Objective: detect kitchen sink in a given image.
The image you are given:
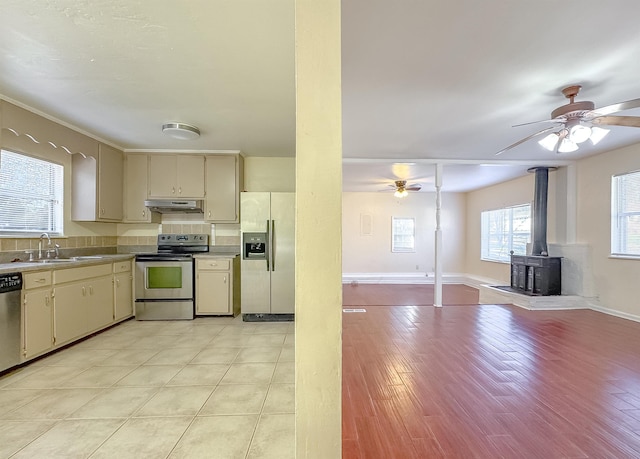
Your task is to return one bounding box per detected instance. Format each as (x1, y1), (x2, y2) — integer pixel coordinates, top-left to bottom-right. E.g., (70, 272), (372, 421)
(27, 259), (77, 263)
(26, 256), (106, 264)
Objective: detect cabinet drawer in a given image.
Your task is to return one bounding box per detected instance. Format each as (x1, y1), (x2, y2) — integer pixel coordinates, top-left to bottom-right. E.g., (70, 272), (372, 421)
(197, 258), (231, 271)
(54, 263), (112, 284)
(23, 271), (52, 289)
(113, 260), (132, 273)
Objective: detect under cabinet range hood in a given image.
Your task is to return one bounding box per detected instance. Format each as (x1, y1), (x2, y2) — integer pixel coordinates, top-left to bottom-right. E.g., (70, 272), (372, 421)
(144, 200), (204, 213)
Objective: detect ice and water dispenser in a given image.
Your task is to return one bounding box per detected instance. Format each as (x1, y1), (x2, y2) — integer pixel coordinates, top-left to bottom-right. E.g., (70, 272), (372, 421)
(243, 232), (267, 260)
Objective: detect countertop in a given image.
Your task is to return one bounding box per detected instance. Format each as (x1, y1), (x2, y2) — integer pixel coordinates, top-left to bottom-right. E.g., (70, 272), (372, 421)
(193, 253), (240, 259)
(0, 254), (134, 275)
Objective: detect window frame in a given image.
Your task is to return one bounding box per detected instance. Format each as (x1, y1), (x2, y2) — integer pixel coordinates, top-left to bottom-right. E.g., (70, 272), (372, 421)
(480, 203), (531, 263)
(0, 148), (65, 237)
(391, 216), (416, 253)
(611, 169), (640, 258)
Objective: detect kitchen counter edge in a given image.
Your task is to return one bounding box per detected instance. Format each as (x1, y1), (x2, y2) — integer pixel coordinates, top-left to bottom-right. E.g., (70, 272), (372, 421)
(0, 254), (135, 275)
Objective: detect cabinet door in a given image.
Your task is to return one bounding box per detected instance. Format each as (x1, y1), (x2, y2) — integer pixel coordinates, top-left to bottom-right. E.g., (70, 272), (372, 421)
(114, 272), (133, 321)
(53, 283), (87, 346)
(148, 155), (177, 197)
(177, 155), (205, 197)
(86, 276), (114, 332)
(124, 154), (153, 222)
(196, 271), (231, 314)
(205, 156), (238, 222)
(23, 289), (53, 359)
(98, 144), (124, 220)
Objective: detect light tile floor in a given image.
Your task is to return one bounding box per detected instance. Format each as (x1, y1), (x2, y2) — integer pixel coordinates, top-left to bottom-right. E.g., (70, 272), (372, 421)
(0, 316), (295, 459)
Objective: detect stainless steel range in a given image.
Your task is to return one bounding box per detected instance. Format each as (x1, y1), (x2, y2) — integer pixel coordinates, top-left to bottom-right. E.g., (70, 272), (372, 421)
(134, 234), (209, 320)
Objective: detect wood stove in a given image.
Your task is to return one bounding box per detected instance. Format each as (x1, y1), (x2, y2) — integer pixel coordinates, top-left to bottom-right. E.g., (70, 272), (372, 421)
(510, 167), (561, 296)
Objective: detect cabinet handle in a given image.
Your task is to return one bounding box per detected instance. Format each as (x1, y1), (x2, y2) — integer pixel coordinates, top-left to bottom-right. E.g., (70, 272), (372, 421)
(116, 279), (120, 287)
(34, 278), (46, 283)
(208, 211), (211, 218)
(223, 276), (227, 284)
(89, 286), (94, 295)
(178, 187), (182, 194)
(142, 210), (146, 218)
(172, 187), (175, 194)
(100, 208), (105, 215)
(82, 286), (86, 296)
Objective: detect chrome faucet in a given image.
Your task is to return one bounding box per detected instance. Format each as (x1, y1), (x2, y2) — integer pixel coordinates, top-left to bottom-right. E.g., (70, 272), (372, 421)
(38, 233), (51, 259)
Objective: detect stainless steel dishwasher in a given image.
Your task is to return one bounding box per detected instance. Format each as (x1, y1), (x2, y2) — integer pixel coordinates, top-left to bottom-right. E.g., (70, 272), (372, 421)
(0, 272), (23, 373)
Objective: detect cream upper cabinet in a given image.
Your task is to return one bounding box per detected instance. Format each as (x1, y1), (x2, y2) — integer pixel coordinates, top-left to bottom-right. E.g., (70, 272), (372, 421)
(148, 154), (205, 198)
(72, 143), (124, 222)
(124, 154), (159, 223)
(204, 155), (243, 223)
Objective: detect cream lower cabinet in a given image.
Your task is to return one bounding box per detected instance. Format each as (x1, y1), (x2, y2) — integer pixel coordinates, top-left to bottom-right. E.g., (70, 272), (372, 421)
(114, 261), (133, 321)
(195, 257), (240, 316)
(52, 263), (114, 347)
(22, 271), (53, 360)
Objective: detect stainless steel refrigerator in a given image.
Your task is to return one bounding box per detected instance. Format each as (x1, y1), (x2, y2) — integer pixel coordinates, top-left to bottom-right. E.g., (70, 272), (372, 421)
(240, 192), (295, 315)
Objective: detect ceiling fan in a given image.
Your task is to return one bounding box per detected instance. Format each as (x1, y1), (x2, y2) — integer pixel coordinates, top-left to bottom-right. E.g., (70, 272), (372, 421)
(496, 85), (640, 155)
(385, 180), (422, 198)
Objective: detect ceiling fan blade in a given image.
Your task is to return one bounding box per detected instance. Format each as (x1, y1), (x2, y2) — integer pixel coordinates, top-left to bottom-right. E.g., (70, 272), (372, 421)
(512, 118), (565, 128)
(495, 125), (559, 156)
(586, 98), (640, 117)
(592, 115), (640, 128)
(406, 185), (422, 191)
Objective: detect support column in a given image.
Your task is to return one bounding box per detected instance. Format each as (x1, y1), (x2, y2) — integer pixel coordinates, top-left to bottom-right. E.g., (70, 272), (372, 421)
(295, 1), (342, 458)
(434, 163), (443, 308)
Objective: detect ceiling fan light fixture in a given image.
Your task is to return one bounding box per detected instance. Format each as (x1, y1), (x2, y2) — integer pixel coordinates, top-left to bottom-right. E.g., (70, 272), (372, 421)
(568, 123), (591, 144)
(538, 133), (560, 151)
(558, 137), (578, 153)
(162, 123), (200, 140)
(394, 189), (408, 198)
(589, 126), (610, 145)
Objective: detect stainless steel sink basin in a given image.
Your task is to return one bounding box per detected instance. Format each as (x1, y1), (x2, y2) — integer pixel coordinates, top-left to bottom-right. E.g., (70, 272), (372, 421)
(28, 259), (77, 263)
(26, 255), (107, 263)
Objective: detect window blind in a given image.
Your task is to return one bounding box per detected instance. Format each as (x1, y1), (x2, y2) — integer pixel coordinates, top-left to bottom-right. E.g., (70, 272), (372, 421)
(0, 150), (64, 235)
(612, 171), (640, 256)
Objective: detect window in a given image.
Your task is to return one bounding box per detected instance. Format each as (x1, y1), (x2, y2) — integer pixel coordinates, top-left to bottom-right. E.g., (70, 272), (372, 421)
(392, 217), (415, 252)
(0, 150), (64, 235)
(481, 204), (531, 262)
(612, 170), (640, 257)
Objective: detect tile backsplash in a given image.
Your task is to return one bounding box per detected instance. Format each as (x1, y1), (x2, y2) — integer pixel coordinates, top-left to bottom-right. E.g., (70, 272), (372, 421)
(0, 236), (118, 263)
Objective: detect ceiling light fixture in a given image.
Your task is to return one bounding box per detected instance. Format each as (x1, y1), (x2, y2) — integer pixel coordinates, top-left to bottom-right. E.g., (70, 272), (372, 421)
(162, 123), (200, 140)
(537, 124), (610, 152)
(394, 188), (408, 198)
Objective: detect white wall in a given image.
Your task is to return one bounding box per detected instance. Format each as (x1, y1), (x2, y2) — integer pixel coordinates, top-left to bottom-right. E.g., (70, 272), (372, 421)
(575, 142), (640, 317)
(342, 192), (466, 276)
(465, 171), (558, 283)
(244, 157), (295, 192)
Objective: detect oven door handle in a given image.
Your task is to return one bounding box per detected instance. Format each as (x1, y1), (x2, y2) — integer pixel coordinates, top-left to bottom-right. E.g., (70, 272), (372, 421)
(135, 255), (191, 262)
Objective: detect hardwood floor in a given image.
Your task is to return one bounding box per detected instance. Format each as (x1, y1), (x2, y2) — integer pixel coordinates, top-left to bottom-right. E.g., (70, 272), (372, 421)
(342, 284), (640, 458)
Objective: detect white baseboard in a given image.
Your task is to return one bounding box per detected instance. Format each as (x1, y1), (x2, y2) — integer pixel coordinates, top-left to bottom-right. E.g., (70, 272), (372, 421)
(342, 272), (640, 323)
(342, 272), (470, 285)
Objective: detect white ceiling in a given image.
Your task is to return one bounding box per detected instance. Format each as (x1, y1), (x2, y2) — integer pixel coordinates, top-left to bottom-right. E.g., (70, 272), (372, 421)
(2, 1), (640, 192)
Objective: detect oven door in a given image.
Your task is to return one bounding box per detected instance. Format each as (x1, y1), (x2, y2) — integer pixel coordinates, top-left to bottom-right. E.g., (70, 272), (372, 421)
(135, 259), (193, 300)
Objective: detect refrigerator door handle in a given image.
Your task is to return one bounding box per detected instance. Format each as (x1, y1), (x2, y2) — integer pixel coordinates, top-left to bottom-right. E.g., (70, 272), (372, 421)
(271, 219), (276, 271)
(266, 219), (271, 271)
